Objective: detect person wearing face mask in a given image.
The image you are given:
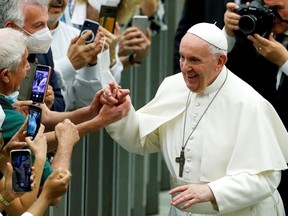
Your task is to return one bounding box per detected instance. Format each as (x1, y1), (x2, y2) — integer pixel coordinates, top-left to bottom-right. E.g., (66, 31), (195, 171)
(224, 0), (288, 212)
(0, 0), (65, 113)
(48, 0), (124, 111)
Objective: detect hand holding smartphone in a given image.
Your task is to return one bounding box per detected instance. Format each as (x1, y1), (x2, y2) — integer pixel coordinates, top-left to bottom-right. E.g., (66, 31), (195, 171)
(30, 64), (51, 103)
(11, 149), (32, 192)
(80, 19), (100, 44)
(132, 15), (149, 34)
(27, 104), (42, 140)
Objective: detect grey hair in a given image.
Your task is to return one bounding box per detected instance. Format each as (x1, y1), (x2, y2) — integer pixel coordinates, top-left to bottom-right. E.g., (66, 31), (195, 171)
(0, 28), (27, 72)
(0, 0), (48, 28)
(208, 44), (227, 58)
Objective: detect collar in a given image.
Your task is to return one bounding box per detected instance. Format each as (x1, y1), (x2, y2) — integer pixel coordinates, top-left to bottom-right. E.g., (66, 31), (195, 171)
(201, 66), (227, 95)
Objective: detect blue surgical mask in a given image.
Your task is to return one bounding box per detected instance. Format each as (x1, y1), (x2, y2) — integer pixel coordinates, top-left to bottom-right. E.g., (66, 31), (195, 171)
(5, 91), (19, 104)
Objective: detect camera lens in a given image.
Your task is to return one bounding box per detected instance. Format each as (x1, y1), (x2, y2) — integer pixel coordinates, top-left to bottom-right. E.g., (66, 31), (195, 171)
(239, 14), (257, 35)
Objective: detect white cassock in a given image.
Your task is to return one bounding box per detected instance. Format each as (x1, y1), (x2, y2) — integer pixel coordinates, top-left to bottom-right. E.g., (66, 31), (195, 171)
(106, 66), (288, 215)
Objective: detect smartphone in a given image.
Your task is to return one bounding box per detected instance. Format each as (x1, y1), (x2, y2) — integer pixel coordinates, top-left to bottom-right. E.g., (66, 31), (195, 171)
(132, 15), (149, 34)
(99, 5), (118, 33)
(80, 19), (100, 44)
(30, 64), (51, 103)
(27, 104), (42, 140)
(18, 62), (37, 101)
(11, 149), (32, 192)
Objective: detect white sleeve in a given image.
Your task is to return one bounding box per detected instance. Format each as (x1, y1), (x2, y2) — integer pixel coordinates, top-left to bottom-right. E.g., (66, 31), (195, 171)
(73, 56), (123, 108)
(21, 212), (34, 216)
(208, 171), (281, 214)
(72, 65), (102, 108)
(279, 60), (288, 77)
(222, 28), (236, 53)
(54, 56), (77, 85)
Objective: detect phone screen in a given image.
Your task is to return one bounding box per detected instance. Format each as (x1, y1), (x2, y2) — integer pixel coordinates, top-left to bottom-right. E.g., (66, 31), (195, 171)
(99, 5), (117, 33)
(30, 65), (51, 103)
(11, 149), (32, 192)
(27, 105), (42, 140)
(80, 19), (100, 44)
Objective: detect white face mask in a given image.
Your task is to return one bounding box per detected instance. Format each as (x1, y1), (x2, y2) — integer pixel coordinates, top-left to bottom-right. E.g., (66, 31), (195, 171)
(25, 27), (53, 54)
(97, 37), (116, 87)
(88, 0), (120, 11)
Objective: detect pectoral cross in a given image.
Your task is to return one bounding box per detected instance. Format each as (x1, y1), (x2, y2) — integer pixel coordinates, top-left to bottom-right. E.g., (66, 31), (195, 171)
(175, 149), (185, 177)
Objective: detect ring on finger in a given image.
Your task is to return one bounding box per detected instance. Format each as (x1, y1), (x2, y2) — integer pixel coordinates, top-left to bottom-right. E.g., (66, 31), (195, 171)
(103, 92), (107, 98)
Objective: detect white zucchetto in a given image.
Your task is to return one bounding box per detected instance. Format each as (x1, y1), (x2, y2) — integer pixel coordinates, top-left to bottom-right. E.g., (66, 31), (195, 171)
(187, 22), (228, 51)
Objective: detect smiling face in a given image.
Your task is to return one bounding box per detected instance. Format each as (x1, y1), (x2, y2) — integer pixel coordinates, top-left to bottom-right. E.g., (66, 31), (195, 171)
(48, 0), (67, 28)
(179, 33), (226, 93)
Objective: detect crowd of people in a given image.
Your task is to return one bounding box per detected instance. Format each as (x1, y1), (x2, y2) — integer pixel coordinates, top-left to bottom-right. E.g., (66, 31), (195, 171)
(0, 0), (288, 215)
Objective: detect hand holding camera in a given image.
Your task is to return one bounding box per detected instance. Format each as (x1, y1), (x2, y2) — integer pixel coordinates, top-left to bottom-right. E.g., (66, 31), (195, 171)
(236, 0), (275, 37)
(224, 0), (275, 38)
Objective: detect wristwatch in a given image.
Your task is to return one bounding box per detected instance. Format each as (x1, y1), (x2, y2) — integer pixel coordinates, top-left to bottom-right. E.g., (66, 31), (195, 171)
(129, 53), (141, 66)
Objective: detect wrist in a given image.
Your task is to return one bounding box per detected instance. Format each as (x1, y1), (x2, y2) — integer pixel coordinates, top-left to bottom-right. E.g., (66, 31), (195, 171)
(128, 53), (141, 66)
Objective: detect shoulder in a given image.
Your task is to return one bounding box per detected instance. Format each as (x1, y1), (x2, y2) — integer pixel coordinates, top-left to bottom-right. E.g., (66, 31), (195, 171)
(59, 21), (80, 35)
(0, 97), (13, 110)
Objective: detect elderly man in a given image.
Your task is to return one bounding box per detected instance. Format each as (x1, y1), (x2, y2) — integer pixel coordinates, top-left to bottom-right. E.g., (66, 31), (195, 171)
(103, 22), (288, 215)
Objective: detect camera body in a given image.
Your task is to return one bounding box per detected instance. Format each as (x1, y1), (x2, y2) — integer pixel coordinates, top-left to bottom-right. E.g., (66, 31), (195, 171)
(236, 0), (275, 37)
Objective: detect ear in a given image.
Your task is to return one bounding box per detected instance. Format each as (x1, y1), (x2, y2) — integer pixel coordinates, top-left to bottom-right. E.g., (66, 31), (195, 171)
(217, 54), (227, 68)
(5, 21), (14, 28)
(0, 68), (11, 83)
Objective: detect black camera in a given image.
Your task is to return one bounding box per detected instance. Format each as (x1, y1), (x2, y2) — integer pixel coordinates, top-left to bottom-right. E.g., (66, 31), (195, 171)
(236, 0), (275, 37)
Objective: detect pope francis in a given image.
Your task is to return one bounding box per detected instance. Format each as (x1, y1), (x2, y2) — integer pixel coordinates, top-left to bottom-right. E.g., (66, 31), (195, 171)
(104, 22), (288, 215)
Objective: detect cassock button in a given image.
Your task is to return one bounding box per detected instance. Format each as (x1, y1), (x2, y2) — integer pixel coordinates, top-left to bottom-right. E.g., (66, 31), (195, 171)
(196, 102), (200, 107)
(185, 169), (190, 173)
(187, 147), (191, 151)
(187, 158), (191, 162)
(189, 136), (194, 140)
(193, 113), (198, 118)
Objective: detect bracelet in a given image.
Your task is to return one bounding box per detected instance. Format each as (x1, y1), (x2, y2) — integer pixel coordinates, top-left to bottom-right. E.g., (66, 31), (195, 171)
(128, 54), (141, 66)
(0, 194), (10, 206)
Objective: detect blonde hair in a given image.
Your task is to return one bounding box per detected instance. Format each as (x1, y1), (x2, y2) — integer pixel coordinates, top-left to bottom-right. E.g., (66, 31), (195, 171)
(117, 0), (142, 25)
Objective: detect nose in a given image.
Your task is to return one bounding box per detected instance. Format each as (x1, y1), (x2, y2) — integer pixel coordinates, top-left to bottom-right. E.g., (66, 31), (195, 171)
(180, 59), (191, 72)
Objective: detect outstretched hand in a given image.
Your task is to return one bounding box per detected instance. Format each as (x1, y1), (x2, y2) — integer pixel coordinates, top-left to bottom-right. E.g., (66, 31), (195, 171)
(101, 82), (130, 106)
